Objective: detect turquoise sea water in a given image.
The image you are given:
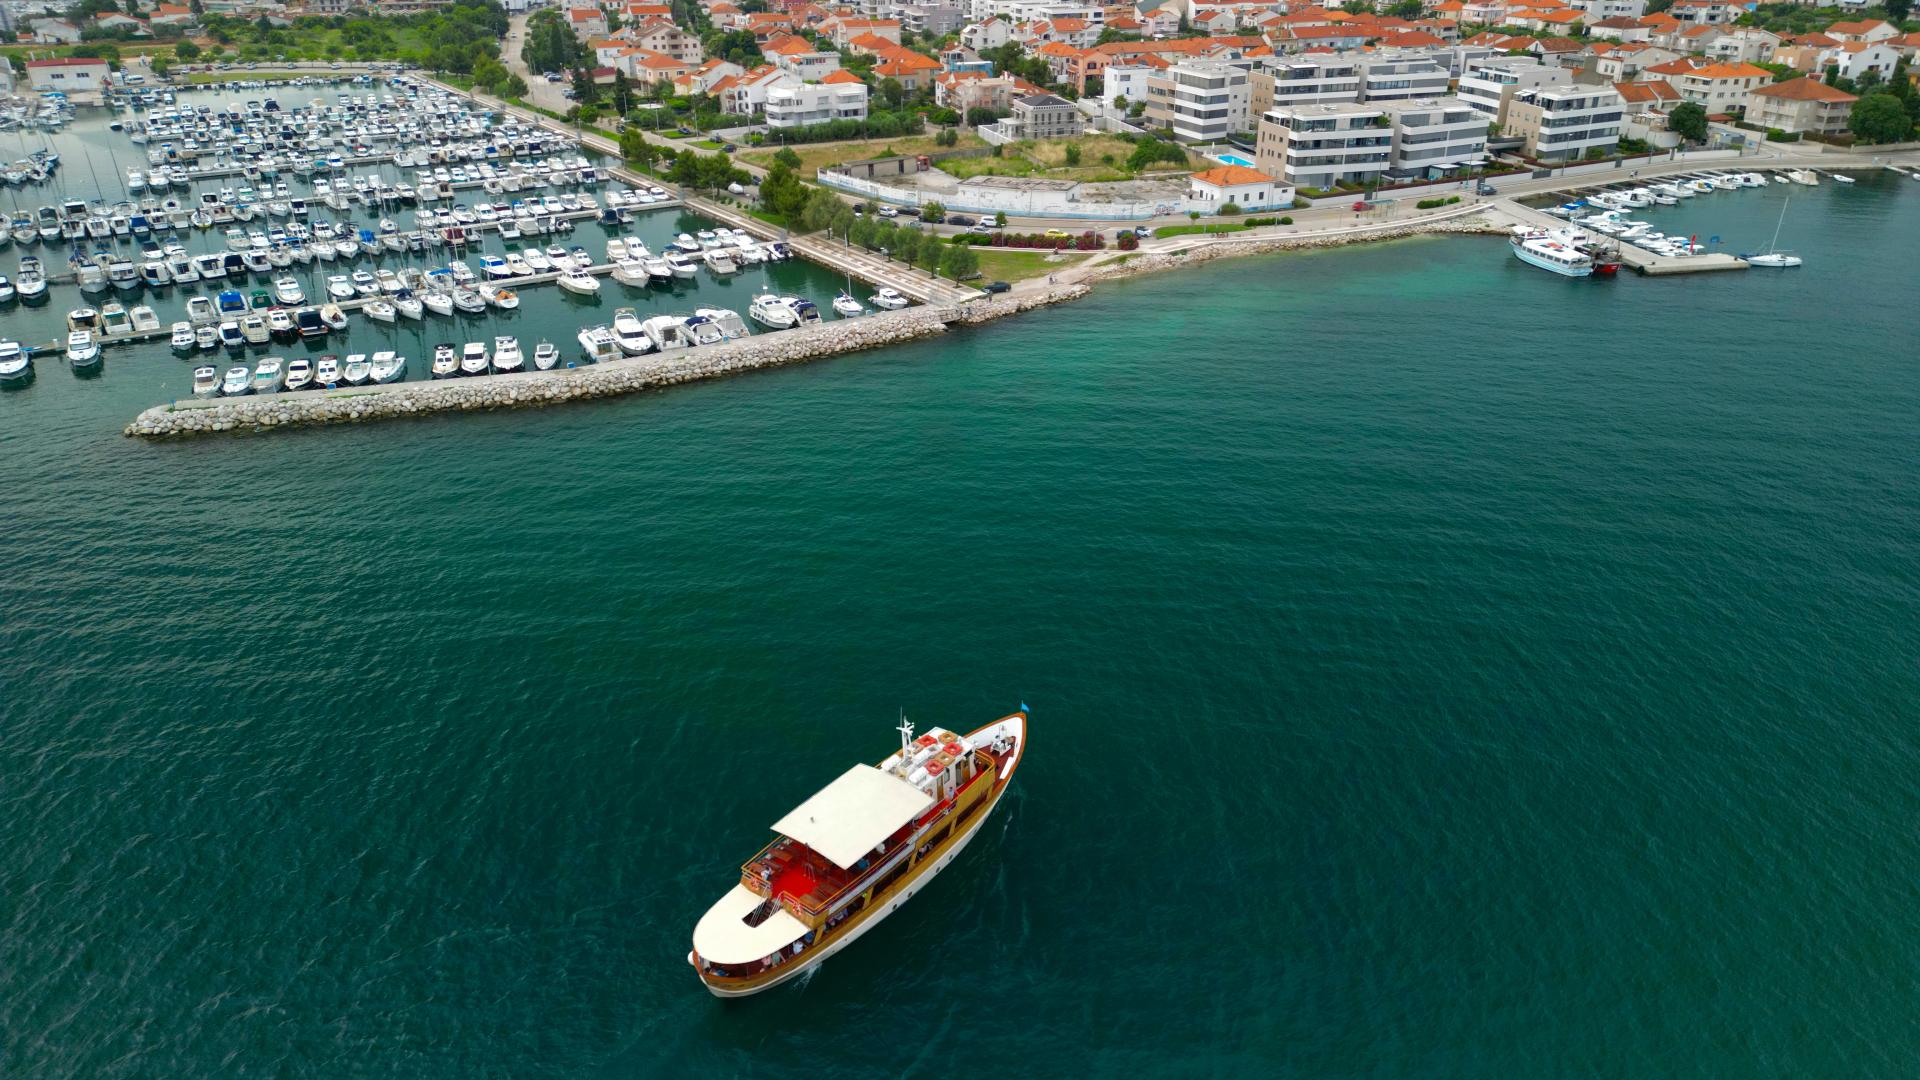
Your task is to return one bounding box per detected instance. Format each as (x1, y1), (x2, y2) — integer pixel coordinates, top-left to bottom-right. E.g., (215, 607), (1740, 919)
(3, 165), (1918, 1076)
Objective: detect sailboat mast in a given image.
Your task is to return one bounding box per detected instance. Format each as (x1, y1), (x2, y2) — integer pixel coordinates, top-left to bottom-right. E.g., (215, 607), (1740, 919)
(1767, 197), (1788, 255)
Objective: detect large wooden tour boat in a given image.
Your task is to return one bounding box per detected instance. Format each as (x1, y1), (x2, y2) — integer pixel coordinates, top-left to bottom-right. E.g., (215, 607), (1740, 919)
(688, 708), (1028, 997)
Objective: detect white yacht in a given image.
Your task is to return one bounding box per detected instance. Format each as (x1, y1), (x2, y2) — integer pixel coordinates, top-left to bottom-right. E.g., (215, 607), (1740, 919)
(170, 321), (197, 352)
(284, 358), (314, 392)
(221, 364), (253, 395)
(556, 270), (600, 295)
(365, 299), (397, 323)
(459, 341), (490, 376)
(193, 365), (221, 398)
(432, 343), (459, 379)
(491, 336), (524, 374)
(1508, 227), (1594, 278)
(66, 330), (101, 366)
(533, 341), (560, 370)
(870, 288), (909, 310)
(370, 351), (407, 383)
(641, 314), (691, 353)
(611, 307), (651, 355)
(577, 325), (619, 363)
(702, 249), (738, 275)
(342, 354), (372, 386)
(315, 355), (342, 387)
(833, 292), (865, 318)
(252, 356), (284, 394)
(749, 293), (798, 330)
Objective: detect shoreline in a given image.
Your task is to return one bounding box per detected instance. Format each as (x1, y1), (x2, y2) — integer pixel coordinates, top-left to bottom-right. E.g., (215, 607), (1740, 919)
(125, 209), (1501, 439)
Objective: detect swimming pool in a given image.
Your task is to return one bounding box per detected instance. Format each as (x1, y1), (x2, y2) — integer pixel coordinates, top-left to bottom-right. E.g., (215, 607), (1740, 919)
(1213, 153), (1256, 168)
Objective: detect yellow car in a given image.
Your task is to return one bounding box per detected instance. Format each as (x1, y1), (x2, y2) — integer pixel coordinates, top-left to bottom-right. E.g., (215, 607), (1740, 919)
(1044, 228), (1072, 239)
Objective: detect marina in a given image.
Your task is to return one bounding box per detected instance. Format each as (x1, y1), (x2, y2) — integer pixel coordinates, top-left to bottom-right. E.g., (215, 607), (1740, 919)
(0, 77), (954, 401)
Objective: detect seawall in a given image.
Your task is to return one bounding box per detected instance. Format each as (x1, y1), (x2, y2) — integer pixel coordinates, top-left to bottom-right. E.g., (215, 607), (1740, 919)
(124, 286), (1088, 439)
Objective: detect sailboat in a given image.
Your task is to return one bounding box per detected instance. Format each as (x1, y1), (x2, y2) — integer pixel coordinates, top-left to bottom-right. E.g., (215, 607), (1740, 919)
(1742, 198), (1802, 268)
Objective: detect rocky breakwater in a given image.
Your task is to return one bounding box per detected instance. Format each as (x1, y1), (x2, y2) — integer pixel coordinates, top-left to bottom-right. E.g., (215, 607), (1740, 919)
(125, 285), (1093, 439)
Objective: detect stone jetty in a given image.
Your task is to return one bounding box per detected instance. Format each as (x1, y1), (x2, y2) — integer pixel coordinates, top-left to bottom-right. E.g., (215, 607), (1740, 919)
(125, 286), (1088, 439)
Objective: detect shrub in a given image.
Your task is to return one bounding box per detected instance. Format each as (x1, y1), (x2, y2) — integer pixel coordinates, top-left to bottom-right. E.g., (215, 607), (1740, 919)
(1279, 216), (1293, 225)
(1218, 202), (1241, 215)
(1765, 127), (1801, 143)
(1414, 195), (1463, 209)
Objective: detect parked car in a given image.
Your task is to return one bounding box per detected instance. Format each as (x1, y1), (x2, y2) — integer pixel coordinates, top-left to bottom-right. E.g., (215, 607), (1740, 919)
(950, 214), (976, 226)
(983, 281), (1011, 294)
(1134, 225), (1154, 238)
(726, 181), (747, 195)
(1475, 182), (1497, 196)
(877, 205), (899, 218)
(721, 143), (737, 152)
(675, 126), (692, 135)
(967, 223), (993, 235)
(1044, 228), (1071, 239)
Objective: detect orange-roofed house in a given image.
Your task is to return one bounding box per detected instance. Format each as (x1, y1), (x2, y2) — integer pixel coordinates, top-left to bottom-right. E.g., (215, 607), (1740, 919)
(1830, 39), (1902, 81)
(1667, 0), (1739, 26)
(620, 49), (698, 83)
(1430, 0), (1467, 23)
(824, 17), (902, 48)
(1189, 163), (1293, 211)
(566, 8), (607, 36)
(1745, 76), (1858, 135)
(629, 19), (704, 63)
(846, 31), (901, 56)
(744, 13), (798, 40)
(1595, 43), (1684, 80)
(1033, 41), (1089, 82)
(1379, 30), (1447, 48)
(764, 33), (843, 81)
(1614, 78), (1681, 110)
(1825, 19), (1899, 45)
(680, 58), (746, 95)
(872, 49), (942, 91)
(148, 3), (195, 27)
(1670, 61), (1771, 112)
(1588, 16), (1651, 44)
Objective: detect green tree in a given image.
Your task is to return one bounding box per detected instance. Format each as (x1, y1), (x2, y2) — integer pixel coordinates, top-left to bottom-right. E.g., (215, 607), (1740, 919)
(759, 163), (809, 221)
(995, 211), (1006, 227)
(773, 146), (802, 170)
(920, 200), (945, 222)
(1387, 0), (1424, 15)
(1668, 101), (1708, 143)
(914, 233), (943, 272)
(1887, 0), (1910, 21)
(1849, 93), (1914, 144)
(613, 70), (633, 114)
(174, 39), (200, 60)
(877, 76), (905, 110)
(941, 243), (978, 282)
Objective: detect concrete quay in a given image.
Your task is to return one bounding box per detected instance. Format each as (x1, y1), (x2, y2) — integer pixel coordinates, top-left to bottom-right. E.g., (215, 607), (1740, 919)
(124, 285), (1087, 438)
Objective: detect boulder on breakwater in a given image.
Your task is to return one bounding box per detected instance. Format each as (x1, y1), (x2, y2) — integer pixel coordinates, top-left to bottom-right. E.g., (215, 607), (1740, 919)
(125, 284), (1091, 439)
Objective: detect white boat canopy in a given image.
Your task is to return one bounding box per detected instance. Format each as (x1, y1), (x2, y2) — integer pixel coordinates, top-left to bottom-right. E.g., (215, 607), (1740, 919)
(693, 884), (812, 965)
(772, 764), (933, 870)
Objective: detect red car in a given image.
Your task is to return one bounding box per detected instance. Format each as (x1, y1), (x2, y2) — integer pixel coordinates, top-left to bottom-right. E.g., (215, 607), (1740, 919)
(1351, 200), (1370, 211)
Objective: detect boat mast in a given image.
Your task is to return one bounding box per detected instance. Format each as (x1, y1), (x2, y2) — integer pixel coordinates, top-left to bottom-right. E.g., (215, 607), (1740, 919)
(895, 711), (914, 775)
(1767, 197), (1788, 256)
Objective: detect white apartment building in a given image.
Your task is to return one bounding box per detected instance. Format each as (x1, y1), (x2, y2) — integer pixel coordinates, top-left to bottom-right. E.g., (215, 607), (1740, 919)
(1382, 97), (1489, 179)
(1356, 57), (1451, 104)
(1568, 0), (1647, 20)
(1253, 102), (1393, 189)
(1252, 57), (1361, 114)
(1148, 61), (1252, 143)
(1456, 57), (1573, 120)
(1501, 85), (1624, 161)
(765, 81), (871, 129)
(965, 0), (1102, 25)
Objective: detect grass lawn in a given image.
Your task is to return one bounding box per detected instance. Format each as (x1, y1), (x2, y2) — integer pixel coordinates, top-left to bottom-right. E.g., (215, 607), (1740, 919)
(943, 135), (1207, 183)
(739, 132), (985, 178)
(970, 247), (1088, 284)
(692, 139), (726, 150)
(1150, 222), (1251, 238)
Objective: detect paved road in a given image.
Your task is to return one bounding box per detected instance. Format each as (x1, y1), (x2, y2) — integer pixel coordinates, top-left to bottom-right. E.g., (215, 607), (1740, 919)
(501, 14), (576, 115)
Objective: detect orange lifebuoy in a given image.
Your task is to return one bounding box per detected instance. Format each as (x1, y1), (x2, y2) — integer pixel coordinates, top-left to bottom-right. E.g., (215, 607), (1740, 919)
(926, 760), (944, 776)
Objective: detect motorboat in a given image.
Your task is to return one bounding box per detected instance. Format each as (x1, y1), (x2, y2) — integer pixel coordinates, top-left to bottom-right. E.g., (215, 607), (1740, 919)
(0, 341), (29, 385)
(0, 277), (13, 304)
(643, 255), (674, 283)
(221, 364), (252, 395)
(326, 274), (356, 300)
(195, 325), (219, 351)
(127, 304), (160, 333)
(101, 303), (133, 336)
(252, 356), (284, 394)
(782, 298), (821, 327)
(687, 710), (1027, 997)
(700, 308), (751, 340)
(613, 259), (650, 287)
(240, 314), (270, 345)
(66, 330), (101, 368)
(479, 284), (519, 310)
(318, 303), (349, 330)
(394, 290), (424, 319)
(274, 276), (305, 305)
(522, 247), (552, 272)
(315, 355), (342, 387)
(16, 257), (48, 302)
(749, 294), (798, 330)
(702, 249), (739, 275)
(532, 341), (560, 370)
(350, 270), (378, 298)
(681, 315), (725, 347)
(1508, 227), (1594, 278)
(577, 325), (619, 363)
(556, 270), (600, 295)
(284, 358), (313, 392)
(459, 341), (490, 376)
(870, 288), (909, 310)
(491, 336), (524, 374)
(193, 365), (220, 398)
(68, 307), (101, 334)
(833, 292), (865, 318)
(1831, 172), (1856, 185)
(640, 314), (691, 353)
(451, 288), (487, 313)
(432, 343), (459, 379)
(665, 251), (698, 278)
(365, 299), (397, 323)
(171, 321), (197, 352)
(370, 351), (407, 383)
(342, 354), (372, 385)
(294, 307), (328, 338)
(422, 289), (454, 316)
(611, 307), (651, 354)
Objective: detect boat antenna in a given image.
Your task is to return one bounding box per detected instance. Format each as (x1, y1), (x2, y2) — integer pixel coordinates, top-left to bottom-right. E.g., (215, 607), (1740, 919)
(897, 710), (914, 758)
